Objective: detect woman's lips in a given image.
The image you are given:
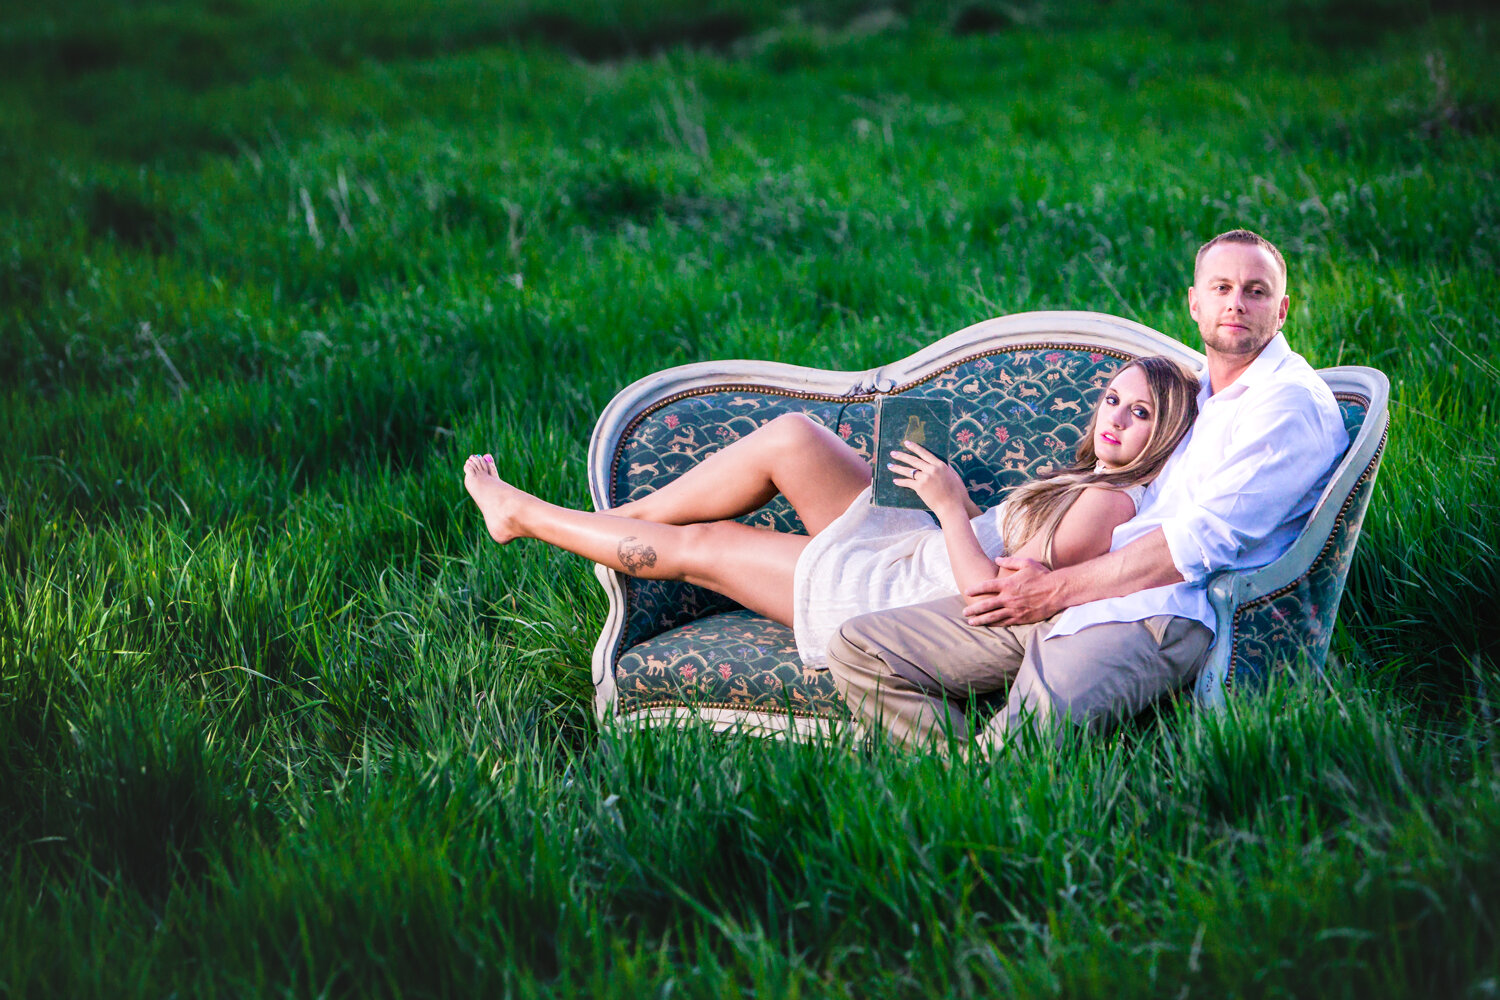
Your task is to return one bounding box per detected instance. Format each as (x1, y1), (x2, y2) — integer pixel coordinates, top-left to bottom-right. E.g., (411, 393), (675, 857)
(1100, 432), (1120, 445)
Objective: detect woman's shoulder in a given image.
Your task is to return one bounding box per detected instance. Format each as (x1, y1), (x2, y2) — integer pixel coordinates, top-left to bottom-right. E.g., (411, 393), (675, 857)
(1073, 483), (1145, 520)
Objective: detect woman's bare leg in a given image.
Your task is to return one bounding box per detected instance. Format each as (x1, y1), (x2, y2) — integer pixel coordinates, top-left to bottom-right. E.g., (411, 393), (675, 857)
(611, 413), (871, 536)
(464, 455), (807, 624)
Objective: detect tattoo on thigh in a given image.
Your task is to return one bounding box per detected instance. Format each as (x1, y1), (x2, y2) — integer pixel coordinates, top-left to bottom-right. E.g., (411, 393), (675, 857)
(618, 536), (658, 574)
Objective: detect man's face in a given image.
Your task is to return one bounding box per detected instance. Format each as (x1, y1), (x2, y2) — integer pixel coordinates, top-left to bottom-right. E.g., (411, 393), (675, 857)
(1188, 242), (1289, 361)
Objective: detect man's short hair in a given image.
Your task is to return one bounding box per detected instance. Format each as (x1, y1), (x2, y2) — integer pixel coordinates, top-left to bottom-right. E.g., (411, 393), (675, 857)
(1194, 229), (1287, 290)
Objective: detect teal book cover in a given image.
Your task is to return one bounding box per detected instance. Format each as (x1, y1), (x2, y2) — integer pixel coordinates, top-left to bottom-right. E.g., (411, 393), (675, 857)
(871, 396), (952, 509)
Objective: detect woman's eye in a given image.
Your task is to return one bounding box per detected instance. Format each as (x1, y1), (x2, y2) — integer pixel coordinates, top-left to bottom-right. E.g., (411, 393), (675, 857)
(1132, 407), (1150, 419)
(1104, 393), (1118, 404)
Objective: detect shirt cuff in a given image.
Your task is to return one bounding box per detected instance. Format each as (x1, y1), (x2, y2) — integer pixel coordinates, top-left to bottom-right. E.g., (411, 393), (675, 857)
(1159, 518), (1211, 586)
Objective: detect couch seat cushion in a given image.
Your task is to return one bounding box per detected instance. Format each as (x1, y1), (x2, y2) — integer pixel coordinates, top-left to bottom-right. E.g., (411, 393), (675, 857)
(614, 610), (850, 721)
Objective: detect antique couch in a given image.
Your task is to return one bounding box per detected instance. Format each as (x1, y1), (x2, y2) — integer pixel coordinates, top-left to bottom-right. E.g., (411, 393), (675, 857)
(584, 311), (1389, 736)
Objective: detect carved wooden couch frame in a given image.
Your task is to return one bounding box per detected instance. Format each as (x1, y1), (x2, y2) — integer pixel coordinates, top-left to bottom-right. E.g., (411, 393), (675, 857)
(585, 311), (1389, 735)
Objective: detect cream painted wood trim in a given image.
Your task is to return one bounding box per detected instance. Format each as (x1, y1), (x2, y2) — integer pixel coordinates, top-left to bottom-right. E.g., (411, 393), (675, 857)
(603, 704), (855, 741)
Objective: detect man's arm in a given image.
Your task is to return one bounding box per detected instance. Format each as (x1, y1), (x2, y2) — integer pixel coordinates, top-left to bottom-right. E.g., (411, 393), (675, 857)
(967, 376), (1347, 628)
(961, 527), (1183, 626)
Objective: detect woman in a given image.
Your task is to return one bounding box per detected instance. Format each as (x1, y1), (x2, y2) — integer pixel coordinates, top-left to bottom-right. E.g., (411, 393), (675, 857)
(463, 356), (1198, 665)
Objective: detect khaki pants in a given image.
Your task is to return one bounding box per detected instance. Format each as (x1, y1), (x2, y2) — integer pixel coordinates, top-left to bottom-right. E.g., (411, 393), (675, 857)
(824, 595), (1213, 751)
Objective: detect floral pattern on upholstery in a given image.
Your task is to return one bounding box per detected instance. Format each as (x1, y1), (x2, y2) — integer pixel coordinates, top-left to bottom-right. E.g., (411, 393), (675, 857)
(1225, 396), (1381, 692)
(607, 345), (1132, 655)
(614, 609), (849, 721)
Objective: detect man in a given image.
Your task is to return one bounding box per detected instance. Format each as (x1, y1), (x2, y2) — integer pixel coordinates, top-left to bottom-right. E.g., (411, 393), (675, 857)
(825, 229), (1350, 750)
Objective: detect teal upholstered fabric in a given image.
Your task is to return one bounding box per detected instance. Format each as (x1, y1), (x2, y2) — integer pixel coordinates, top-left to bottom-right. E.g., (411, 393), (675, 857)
(611, 396), (863, 653)
(606, 346), (1131, 657)
(605, 344), (1134, 723)
(615, 610), (847, 720)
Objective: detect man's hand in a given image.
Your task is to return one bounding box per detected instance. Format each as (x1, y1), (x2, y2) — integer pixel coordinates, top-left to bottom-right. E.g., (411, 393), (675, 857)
(961, 529), (1185, 627)
(961, 556), (1063, 626)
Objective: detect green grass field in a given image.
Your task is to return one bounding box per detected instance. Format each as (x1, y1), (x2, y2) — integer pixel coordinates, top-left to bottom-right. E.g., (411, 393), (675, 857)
(3, 0), (1498, 995)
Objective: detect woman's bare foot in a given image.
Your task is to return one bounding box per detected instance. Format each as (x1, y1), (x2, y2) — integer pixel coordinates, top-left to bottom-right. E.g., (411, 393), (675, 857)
(463, 454), (531, 545)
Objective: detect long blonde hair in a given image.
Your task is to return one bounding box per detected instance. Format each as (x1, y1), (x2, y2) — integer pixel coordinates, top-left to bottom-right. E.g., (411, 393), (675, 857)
(1000, 355), (1199, 553)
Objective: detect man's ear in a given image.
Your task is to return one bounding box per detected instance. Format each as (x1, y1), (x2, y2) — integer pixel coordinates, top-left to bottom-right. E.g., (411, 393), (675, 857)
(1188, 286), (1199, 321)
(1278, 294), (1289, 326)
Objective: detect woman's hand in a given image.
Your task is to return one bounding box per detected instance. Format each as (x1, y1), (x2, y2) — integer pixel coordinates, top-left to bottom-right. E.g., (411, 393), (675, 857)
(889, 441), (970, 518)
(894, 441), (991, 592)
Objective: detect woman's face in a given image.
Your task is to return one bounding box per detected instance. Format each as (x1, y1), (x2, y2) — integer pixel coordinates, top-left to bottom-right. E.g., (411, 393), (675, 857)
(1093, 365), (1156, 470)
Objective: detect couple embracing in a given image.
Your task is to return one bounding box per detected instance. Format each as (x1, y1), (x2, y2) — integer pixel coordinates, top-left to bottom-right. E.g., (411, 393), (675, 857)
(463, 230), (1349, 750)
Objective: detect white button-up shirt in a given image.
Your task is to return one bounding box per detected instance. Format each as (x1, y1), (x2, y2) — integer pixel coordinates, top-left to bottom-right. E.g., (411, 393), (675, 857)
(1048, 333), (1349, 640)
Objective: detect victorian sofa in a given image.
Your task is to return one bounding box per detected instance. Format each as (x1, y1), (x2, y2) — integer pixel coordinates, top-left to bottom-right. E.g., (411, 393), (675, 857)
(584, 311), (1389, 736)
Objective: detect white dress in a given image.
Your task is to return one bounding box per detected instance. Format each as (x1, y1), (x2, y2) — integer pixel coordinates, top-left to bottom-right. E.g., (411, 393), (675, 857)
(792, 484), (1146, 667)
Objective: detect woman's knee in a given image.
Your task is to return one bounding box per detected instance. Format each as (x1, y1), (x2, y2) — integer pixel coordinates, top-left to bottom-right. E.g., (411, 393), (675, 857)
(762, 412), (826, 450)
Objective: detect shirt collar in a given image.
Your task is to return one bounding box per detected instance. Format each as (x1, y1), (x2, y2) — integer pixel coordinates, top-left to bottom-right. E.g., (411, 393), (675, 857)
(1203, 332), (1291, 401)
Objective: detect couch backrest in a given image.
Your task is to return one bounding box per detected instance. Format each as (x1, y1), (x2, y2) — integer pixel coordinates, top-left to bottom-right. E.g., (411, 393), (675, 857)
(610, 344), (1139, 521)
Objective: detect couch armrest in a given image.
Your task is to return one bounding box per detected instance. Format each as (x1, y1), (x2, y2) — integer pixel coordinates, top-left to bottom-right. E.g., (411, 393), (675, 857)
(1194, 366), (1390, 707)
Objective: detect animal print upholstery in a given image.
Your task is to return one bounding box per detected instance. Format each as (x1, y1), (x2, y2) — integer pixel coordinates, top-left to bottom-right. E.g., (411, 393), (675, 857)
(606, 345), (1132, 722)
(615, 610), (849, 720)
